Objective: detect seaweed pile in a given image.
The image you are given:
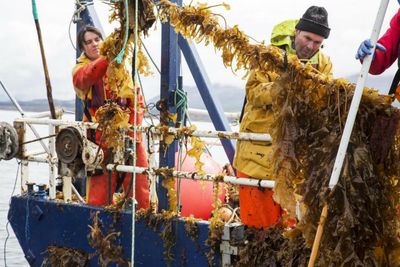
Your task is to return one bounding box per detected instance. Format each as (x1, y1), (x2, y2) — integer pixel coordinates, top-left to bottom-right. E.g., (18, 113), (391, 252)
(42, 246), (89, 267)
(156, 1), (400, 265)
(85, 0), (400, 265)
(271, 72), (400, 265)
(94, 0), (155, 153)
(88, 212), (129, 266)
(233, 227), (310, 267)
(100, 0), (155, 99)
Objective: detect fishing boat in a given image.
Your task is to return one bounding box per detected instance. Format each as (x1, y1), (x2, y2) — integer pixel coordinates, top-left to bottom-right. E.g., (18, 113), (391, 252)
(1, 1), (270, 266)
(2, 0), (400, 266)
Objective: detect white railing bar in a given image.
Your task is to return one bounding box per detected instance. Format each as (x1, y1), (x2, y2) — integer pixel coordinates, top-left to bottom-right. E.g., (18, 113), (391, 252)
(106, 164), (275, 188)
(15, 118), (271, 142)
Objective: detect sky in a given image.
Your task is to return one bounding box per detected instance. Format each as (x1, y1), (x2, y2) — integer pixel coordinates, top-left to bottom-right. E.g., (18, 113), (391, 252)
(0, 0), (399, 104)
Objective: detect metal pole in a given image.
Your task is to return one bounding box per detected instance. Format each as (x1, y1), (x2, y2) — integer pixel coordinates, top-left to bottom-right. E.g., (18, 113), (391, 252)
(328, 0), (389, 189)
(14, 117), (272, 142)
(31, 0), (56, 119)
(0, 80), (25, 116)
(308, 1), (389, 266)
(106, 164), (275, 188)
(0, 80), (50, 155)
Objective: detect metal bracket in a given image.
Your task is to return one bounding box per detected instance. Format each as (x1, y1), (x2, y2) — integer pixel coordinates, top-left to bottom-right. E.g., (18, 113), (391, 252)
(220, 223), (243, 266)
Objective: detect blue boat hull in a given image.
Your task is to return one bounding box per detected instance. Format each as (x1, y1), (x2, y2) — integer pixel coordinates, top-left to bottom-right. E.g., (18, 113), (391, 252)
(8, 195), (219, 266)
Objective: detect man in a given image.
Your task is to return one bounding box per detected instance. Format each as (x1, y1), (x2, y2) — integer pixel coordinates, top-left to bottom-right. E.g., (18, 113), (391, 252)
(355, 2), (400, 96)
(72, 26), (149, 208)
(233, 6), (333, 228)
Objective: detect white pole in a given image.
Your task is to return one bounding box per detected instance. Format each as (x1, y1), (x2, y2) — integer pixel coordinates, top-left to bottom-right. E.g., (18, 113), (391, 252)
(15, 117), (271, 142)
(106, 164), (275, 188)
(328, 0), (389, 189)
(1, 81), (51, 154)
(308, 1), (390, 266)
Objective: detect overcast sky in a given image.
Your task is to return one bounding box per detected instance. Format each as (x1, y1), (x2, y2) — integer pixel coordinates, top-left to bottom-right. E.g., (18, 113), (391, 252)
(0, 0), (399, 104)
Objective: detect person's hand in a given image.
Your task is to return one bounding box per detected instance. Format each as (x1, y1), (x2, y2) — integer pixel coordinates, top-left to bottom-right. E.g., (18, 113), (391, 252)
(355, 39), (386, 60)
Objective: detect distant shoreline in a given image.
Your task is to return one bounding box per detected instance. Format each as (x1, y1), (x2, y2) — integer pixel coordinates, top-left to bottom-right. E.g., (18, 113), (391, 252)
(0, 99), (75, 113)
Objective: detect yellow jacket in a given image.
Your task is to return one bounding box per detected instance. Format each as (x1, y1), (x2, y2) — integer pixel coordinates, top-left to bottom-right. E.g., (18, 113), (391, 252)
(233, 20), (333, 179)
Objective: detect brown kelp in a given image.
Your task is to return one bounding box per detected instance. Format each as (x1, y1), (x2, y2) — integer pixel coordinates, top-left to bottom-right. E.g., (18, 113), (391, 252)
(157, 1), (400, 265)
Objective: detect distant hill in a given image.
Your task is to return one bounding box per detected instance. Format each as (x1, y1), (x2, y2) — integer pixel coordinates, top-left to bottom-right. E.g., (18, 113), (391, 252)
(148, 84), (245, 113)
(0, 99), (75, 113)
(0, 84), (245, 114)
(0, 74), (396, 114)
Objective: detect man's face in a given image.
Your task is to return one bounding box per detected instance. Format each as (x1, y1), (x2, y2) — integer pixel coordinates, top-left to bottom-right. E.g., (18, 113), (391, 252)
(294, 30), (324, 60)
(83, 31), (102, 60)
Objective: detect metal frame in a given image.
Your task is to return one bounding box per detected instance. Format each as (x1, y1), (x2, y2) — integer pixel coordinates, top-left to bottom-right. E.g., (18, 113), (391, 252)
(158, 0), (182, 210)
(178, 36), (235, 163)
(73, 0), (238, 210)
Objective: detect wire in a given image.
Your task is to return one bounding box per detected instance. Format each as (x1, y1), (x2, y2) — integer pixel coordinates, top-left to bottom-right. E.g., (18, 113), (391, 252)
(4, 159), (21, 267)
(137, 73), (156, 126)
(140, 38), (161, 74)
(131, 0), (139, 265)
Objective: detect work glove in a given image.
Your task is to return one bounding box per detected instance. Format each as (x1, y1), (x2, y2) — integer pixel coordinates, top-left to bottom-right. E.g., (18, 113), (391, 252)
(355, 39), (386, 60)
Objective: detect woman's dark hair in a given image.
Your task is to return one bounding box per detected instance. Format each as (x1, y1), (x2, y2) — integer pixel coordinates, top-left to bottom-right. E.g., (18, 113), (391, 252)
(77, 25), (103, 51)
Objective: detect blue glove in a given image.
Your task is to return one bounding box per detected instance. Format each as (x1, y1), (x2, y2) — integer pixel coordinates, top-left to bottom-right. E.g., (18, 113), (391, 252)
(355, 39), (386, 60)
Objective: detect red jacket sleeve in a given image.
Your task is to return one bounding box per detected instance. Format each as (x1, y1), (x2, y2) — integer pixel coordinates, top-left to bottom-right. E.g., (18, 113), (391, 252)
(369, 9), (400, 75)
(73, 57), (109, 92)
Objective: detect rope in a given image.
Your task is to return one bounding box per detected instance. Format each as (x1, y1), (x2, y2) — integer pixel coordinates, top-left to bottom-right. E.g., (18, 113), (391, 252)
(3, 160), (21, 267)
(114, 0), (130, 64)
(176, 92), (213, 156)
(176, 137), (185, 213)
(131, 0), (139, 265)
(68, 0), (94, 50)
(174, 86), (188, 125)
(174, 85), (188, 212)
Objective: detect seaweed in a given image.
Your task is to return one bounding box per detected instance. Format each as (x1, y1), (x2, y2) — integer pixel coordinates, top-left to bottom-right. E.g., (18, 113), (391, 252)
(42, 245), (89, 267)
(136, 208), (177, 266)
(87, 211), (129, 266)
(271, 72), (400, 266)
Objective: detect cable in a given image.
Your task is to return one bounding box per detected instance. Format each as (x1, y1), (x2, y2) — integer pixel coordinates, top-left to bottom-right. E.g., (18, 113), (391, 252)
(140, 38), (161, 74)
(114, 0), (130, 63)
(137, 73), (156, 126)
(131, 0), (139, 265)
(4, 159), (21, 267)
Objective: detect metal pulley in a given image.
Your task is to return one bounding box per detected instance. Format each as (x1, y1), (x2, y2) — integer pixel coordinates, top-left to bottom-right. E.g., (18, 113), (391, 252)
(82, 139), (104, 171)
(56, 127), (83, 164)
(0, 122), (19, 160)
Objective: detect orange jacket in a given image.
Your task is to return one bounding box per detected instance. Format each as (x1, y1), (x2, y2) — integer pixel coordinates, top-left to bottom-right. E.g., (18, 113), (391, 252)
(72, 53), (149, 208)
(72, 53), (145, 143)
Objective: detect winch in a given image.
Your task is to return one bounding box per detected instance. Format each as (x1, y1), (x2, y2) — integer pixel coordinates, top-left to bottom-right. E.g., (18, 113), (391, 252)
(55, 126), (103, 178)
(0, 122), (19, 161)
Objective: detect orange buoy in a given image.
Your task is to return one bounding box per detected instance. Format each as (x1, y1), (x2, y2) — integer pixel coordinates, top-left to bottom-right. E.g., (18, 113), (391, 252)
(175, 151), (225, 220)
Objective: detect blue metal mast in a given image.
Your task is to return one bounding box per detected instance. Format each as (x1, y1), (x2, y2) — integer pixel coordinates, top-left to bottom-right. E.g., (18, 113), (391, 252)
(157, 0), (182, 211)
(74, 0), (104, 121)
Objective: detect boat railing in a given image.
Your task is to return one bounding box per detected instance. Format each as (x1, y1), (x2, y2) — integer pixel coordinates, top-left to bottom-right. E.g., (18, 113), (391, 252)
(13, 114), (275, 205)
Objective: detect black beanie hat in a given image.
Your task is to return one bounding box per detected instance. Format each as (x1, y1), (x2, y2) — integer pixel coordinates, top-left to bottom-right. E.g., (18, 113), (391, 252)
(295, 6), (330, 39)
